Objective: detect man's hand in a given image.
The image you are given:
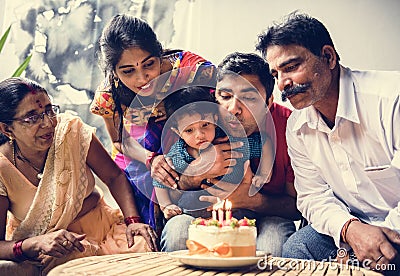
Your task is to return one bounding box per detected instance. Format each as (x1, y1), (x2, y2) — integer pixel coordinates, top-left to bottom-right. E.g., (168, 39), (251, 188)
(178, 137), (244, 190)
(199, 161), (255, 209)
(346, 221), (400, 271)
(151, 155), (179, 189)
(190, 138), (243, 178)
(252, 173), (271, 188)
(199, 160), (301, 220)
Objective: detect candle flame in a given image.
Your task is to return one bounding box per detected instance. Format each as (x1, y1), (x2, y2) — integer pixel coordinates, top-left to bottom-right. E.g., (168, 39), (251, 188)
(225, 199), (232, 210)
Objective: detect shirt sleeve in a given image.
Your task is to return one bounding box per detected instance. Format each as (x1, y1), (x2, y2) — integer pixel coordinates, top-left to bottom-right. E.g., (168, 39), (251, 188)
(389, 95), (400, 169)
(153, 179), (168, 189)
(381, 94), (400, 232)
(286, 115), (353, 247)
(90, 81), (115, 118)
(167, 140), (192, 174)
(248, 133), (262, 160)
(0, 180), (7, 196)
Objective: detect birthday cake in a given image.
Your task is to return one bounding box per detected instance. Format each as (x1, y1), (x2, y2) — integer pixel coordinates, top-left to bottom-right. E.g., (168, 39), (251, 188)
(186, 217), (257, 257)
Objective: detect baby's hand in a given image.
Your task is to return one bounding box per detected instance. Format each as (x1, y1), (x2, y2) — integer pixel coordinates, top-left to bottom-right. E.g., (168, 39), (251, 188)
(163, 204), (182, 220)
(251, 173), (271, 188)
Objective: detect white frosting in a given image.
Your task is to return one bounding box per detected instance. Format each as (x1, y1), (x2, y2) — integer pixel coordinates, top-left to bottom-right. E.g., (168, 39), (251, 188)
(188, 224), (257, 247)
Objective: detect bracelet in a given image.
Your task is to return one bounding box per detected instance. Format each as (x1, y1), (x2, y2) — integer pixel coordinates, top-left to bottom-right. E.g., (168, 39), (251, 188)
(145, 152), (160, 170)
(124, 216), (142, 226)
(13, 240), (29, 262)
(341, 218), (360, 243)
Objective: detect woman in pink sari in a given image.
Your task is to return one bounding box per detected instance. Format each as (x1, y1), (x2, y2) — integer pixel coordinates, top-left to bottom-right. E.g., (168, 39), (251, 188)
(90, 14), (216, 233)
(0, 77), (157, 275)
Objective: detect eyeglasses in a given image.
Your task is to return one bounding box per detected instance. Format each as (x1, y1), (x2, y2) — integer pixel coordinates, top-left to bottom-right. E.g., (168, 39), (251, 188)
(12, 105), (60, 126)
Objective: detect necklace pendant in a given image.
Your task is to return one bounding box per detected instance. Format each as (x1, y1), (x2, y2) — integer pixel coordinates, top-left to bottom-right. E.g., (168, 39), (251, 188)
(37, 173), (43, 180)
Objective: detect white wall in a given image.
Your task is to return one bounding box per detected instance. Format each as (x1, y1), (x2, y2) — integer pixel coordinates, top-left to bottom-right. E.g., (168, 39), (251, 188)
(171, 0), (400, 71)
(169, 0), (400, 108)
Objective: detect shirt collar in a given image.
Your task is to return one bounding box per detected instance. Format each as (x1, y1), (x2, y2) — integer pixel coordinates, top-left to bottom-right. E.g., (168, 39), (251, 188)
(291, 65), (360, 131)
(336, 65), (360, 124)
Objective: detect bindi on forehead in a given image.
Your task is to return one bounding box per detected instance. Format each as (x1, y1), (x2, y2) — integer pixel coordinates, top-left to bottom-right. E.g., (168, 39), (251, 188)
(36, 100), (43, 108)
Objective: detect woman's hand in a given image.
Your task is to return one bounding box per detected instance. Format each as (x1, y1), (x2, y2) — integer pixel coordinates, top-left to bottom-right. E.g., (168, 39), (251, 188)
(152, 102), (167, 122)
(24, 229), (86, 260)
(126, 223), (158, 252)
(150, 155), (179, 189)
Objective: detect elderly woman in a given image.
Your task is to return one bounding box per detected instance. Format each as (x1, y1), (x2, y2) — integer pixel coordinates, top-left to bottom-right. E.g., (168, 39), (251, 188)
(0, 77), (157, 275)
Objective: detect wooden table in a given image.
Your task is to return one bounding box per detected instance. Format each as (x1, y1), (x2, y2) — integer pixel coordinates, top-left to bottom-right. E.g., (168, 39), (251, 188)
(48, 252), (383, 275)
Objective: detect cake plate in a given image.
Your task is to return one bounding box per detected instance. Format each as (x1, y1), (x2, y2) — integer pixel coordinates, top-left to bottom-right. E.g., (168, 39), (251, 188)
(169, 250), (267, 269)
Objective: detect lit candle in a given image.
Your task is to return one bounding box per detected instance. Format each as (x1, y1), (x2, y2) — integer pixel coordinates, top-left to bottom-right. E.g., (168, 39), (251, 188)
(217, 200), (225, 224)
(225, 199), (232, 221)
(212, 204), (217, 221)
(218, 208), (224, 224)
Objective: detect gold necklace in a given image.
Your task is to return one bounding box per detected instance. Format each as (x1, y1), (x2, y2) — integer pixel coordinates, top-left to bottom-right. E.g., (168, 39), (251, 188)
(135, 95), (146, 108)
(12, 141), (44, 180)
(128, 95), (160, 124)
(134, 94), (155, 110)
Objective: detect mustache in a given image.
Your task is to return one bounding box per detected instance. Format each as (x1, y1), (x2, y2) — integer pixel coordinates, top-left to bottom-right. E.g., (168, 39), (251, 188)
(281, 83), (311, 101)
(224, 114), (241, 123)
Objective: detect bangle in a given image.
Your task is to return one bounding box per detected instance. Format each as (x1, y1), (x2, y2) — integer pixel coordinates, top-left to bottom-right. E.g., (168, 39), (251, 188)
(13, 240), (29, 262)
(124, 216), (142, 226)
(146, 152), (160, 170)
(341, 218), (360, 243)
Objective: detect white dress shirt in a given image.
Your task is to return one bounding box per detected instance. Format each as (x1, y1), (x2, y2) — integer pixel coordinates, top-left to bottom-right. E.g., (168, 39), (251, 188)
(286, 65), (400, 247)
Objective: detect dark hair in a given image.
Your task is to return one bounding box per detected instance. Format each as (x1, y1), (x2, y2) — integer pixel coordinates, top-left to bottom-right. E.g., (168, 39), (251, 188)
(97, 13), (163, 141)
(256, 12), (340, 62)
(217, 52), (275, 100)
(0, 77), (48, 145)
(97, 14), (163, 75)
(164, 86), (217, 128)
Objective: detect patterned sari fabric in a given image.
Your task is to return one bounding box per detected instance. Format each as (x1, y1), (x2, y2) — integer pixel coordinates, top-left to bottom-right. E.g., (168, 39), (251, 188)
(90, 51), (216, 233)
(0, 113), (149, 274)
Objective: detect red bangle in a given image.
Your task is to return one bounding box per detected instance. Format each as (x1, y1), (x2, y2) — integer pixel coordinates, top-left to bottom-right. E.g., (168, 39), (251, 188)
(13, 240), (29, 262)
(124, 216), (142, 226)
(146, 152), (160, 170)
(341, 218), (360, 243)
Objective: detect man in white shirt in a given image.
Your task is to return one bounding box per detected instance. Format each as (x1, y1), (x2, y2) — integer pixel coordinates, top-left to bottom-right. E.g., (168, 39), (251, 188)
(256, 12), (400, 273)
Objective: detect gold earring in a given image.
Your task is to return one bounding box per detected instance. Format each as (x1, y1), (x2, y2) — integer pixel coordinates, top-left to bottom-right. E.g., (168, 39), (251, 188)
(114, 77), (119, 89)
(8, 137), (13, 145)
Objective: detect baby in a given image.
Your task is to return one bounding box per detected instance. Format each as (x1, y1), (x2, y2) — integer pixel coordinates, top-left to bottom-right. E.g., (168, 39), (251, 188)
(153, 86), (273, 219)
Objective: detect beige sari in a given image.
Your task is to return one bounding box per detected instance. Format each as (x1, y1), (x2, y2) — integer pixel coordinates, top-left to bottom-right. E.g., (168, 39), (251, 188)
(0, 114), (149, 275)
